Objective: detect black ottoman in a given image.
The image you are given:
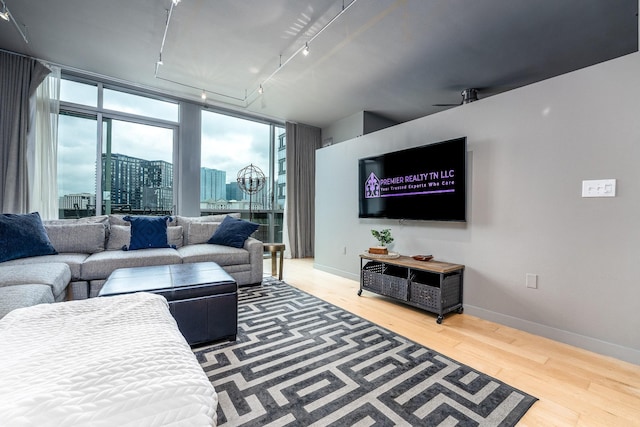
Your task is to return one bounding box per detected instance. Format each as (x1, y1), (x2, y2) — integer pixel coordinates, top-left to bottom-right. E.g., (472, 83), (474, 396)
(99, 262), (237, 346)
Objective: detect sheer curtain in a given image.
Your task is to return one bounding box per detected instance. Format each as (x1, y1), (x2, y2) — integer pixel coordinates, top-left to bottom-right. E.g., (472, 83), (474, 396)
(28, 66), (61, 219)
(285, 122), (321, 258)
(0, 51), (51, 213)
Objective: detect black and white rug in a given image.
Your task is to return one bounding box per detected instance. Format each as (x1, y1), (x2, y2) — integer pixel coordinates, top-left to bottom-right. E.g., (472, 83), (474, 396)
(194, 278), (537, 426)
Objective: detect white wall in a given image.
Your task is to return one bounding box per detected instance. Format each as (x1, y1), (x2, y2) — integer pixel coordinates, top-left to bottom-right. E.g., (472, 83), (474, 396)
(363, 111), (398, 134)
(322, 111), (365, 145)
(315, 52), (640, 364)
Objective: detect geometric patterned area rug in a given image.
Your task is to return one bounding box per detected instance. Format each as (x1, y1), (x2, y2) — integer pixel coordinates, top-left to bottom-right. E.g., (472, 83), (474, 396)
(194, 278), (537, 426)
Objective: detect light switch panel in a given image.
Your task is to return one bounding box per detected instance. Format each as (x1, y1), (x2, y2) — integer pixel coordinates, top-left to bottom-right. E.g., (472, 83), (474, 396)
(581, 179), (616, 198)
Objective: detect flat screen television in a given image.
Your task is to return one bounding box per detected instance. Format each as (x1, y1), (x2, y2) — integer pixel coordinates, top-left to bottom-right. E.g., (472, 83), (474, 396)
(358, 137), (466, 221)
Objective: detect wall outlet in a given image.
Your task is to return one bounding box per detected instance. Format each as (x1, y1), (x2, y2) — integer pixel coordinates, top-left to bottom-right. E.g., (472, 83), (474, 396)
(526, 273), (538, 289)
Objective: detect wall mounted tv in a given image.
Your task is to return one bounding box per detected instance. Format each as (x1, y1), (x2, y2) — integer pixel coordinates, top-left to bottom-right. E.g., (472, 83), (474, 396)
(358, 137), (466, 221)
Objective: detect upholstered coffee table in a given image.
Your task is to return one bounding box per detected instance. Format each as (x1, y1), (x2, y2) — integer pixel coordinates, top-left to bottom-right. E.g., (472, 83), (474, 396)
(98, 262), (237, 346)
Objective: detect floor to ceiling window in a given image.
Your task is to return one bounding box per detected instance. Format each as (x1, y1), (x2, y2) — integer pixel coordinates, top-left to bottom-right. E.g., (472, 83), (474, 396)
(201, 110), (285, 243)
(58, 112), (98, 215)
(101, 119), (174, 215)
(57, 75), (286, 243)
(57, 77), (177, 219)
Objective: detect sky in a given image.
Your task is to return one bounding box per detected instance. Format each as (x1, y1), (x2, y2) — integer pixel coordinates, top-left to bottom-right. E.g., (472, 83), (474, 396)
(57, 80), (280, 196)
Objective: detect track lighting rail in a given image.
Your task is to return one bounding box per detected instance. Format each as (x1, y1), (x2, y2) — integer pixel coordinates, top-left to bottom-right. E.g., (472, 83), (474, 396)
(0, 0), (29, 44)
(153, 0), (360, 107)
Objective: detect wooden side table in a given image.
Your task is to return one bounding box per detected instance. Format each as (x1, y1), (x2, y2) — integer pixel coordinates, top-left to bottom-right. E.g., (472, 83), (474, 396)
(263, 243), (286, 280)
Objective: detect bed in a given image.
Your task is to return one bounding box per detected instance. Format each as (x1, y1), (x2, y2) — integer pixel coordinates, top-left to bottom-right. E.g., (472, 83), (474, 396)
(0, 292), (217, 427)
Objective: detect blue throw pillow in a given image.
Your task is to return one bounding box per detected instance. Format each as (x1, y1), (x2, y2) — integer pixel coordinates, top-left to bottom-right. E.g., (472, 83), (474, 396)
(0, 212), (58, 262)
(123, 215), (174, 250)
(207, 215), (259, 248)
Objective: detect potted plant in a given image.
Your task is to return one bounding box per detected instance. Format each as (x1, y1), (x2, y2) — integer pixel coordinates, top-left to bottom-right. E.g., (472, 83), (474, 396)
(370, 228), (393, 254)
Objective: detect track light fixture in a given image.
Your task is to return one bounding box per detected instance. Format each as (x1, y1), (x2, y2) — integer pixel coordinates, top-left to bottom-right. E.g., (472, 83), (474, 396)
(172, 0), (181, 6)
(302, 42), (310, 56)
(0, 1), (10, 21)
(157, 53), (163, 66)
(201, 90), (207, 100)
(258, 85), (264, 95)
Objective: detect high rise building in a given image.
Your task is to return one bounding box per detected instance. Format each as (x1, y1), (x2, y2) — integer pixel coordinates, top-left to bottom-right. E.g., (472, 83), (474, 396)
(226, 182), (245, 201)
(59, 193), (95, 210)
(101, 153), (173, 212)
(200, 167), (226, 201)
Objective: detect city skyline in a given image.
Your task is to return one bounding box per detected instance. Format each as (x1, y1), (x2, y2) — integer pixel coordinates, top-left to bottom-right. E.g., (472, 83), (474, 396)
(60, 154), (273, 214)
(57, 78), (284, 215)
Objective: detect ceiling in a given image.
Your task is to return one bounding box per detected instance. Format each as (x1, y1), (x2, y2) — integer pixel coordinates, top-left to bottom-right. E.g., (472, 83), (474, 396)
(0, 0), (637, 128)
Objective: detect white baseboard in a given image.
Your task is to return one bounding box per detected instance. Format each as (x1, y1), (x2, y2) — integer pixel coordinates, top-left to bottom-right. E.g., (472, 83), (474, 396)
(314, 262), (359, 281)
(313, 263), (640, 366)
(464, 305), (640, 366)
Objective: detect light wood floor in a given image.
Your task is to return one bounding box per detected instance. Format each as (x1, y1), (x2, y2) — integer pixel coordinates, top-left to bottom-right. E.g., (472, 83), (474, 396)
(265, 258), (640, 426)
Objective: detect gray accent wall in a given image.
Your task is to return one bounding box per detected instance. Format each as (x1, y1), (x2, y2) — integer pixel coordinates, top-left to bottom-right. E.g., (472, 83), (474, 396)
(315, 52), (640, 364)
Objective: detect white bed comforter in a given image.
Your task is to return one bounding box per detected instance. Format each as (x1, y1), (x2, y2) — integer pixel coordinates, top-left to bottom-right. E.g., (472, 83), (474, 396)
(0, 292), (217, 427)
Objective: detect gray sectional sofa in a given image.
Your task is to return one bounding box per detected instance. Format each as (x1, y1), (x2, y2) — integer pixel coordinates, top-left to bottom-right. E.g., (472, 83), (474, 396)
(0, 213), (263, 318)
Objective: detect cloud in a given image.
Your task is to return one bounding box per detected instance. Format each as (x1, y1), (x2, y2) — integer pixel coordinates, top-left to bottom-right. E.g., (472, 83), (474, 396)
(58, 84), (281, 197)
(110, 121), (173, 162)
(58, 114), (97, 195)
(201, 110), (271, 183)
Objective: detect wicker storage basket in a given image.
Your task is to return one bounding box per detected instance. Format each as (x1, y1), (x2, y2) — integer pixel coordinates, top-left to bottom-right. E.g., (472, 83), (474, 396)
(409, 272), (461, 311)
(409, 281), (440, 311)
(362, 261), (409, 301)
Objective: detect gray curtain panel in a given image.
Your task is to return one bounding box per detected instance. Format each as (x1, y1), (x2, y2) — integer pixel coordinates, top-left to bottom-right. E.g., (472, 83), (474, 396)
(285, 121), (321, 258)
(0, 51), (50, 213)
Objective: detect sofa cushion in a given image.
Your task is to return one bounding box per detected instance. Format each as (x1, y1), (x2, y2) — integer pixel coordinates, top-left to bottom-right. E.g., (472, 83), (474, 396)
(175, 213), (239, 227)
(168, 226), (184, 248)
(207, 215), (259, 248)
(110, 214), (177, 227)
(106, 225), (130, 250)
(0, 263), (71, 302)
(123, 216), (173, 250)
(43, 215), (108, 226)
(0, 285), (55, 319)
(176, 213), (240, 245)
(108, 224), (183, 250)
(88, 280), (106, 298)
(68, 281), (89, 300)
(0, 253), (88, 281)
(0, 212), (57, 262)
(177, 244), (249, 266)
(187, 222), (220, 245)
(81, 249), (182, 281)
(44, 222), (106, 254)
(108, 214), (130, 226)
